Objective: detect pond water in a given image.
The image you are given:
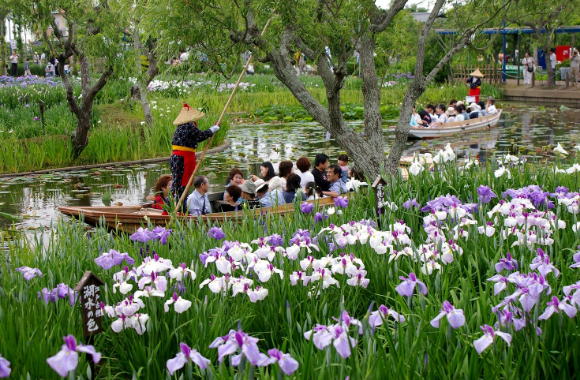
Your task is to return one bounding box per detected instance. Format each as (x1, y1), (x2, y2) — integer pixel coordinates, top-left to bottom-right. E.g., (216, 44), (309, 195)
(1, 105), (580, 234)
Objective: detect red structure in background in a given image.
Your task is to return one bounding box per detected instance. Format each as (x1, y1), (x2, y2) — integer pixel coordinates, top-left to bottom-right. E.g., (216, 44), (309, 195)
(556, 45), (571, 62)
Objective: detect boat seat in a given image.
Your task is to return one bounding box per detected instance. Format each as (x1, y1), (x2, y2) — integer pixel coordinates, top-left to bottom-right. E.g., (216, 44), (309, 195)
(133, 208), (165, 215)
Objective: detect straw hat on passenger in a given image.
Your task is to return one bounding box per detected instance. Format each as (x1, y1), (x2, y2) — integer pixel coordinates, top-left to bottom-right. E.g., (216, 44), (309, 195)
(447, 107), (456, 115)
(173, 103), (205, 125)
(469, 68), (484, 77)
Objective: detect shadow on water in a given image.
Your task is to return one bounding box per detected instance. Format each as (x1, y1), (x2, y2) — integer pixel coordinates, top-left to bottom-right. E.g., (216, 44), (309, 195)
(1, 106), (579, 234)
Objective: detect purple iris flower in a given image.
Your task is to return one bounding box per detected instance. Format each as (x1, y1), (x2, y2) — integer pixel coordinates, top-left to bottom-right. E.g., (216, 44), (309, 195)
(314, 212), (329, 223)
(368, 304), (405, 328)
(152, 226), (172, 245)
(16, 266), (43, 281)
(334, 196), (349, 208)
(46, 335), (101, 377)
(538, 296), (577, 320)
(495, 252), (518, 273)
(402, 198), (420, 209)
(430, 301), (465, 329)
(0, 354), (10, 378)
(267, 349), (299, 375)
(95, 249), (135, 270)
(473, 325), (512, 354)
(395, 272), (428, 297)
(477, 185), (497, 204)
(130, 227), (156, 243)
(34, 116), (40, 121)
(210, 328), (271, 366)
(38, 284), (78, 306)
(166, 342), (210, 375)
(268, 234), (283, 247)
(208, 227), (226, 240)
(300, 202), (314, 214)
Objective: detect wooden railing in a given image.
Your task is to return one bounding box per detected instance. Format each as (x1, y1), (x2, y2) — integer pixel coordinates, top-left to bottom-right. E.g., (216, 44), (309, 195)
(451, 63), (503, 85)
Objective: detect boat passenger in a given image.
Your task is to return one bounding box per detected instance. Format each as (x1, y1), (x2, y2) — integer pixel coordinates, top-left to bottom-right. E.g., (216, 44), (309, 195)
(418, 110), (431, 127)
(278, 160), (294, 189)
(219, 185), (242, 212)
(446, 107), (457, 123)
(426, 104), (438, 123)
(486, 98), (498, 114)
(296, 157), (315, 187)
(304, 181), (323, 201)
(170, 103), (220, 204)
(325, 164), (347, 198)
(186, 175), (212, 216)
(468, 103), (482, 119)
(251, 162), (275, 182)
(283, 174), (302, 203)
(223, 168), (244, 201)
(432, 104), (448, 126)
(255, 179), (286, 208)
(449, 99), (458, 107)
(454, 105), (465, 122)
(151, 175), (172, 213)
(337, 154), (349, 183)
(239, 181), (261, 209)
(312, 153), (331, 192)
(478, 101), (487, 116)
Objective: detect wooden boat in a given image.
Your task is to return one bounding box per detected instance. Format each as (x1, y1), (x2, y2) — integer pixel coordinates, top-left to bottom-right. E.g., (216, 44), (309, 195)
(58, 192), (344, 234)
(390, 110), (502, 139)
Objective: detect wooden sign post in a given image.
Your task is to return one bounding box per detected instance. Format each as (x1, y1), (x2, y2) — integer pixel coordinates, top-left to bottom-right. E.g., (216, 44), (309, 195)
(372, 176), (387, 229)
(75, 271), (105, 376)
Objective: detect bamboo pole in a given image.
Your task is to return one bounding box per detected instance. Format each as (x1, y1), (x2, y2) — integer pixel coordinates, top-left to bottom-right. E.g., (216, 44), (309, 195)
(172, 13), (275, 216)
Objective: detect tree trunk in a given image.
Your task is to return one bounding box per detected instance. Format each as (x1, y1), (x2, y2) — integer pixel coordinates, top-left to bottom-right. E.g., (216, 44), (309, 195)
(0, 18), (6, 76)
(133, 27), (153, 125)
(71, 111), (92, 158)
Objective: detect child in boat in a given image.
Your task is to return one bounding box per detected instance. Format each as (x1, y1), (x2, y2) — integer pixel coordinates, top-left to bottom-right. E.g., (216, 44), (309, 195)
(337, 154), (349, 183)
(151, 175), (173, 214)
(304, 181), (324, 200)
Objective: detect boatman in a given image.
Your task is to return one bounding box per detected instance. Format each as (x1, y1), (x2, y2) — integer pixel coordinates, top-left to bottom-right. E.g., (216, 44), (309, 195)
(466, 68), (483, 103)
(170, 103), (220, 204)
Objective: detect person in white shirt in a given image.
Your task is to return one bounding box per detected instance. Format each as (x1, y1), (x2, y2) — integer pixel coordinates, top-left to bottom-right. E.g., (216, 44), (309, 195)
(431, 104), (448, 127)
(186, 176), (212, 215)
(295, 157), (315, 188)
(10, 51), (19, 76)
(549, 48), (556, 71)
(426, 104), (438, 123)
(486, 98), (498, 114)
(454, 105), (465, 122)
(522, 52), (535, 85)
(446, 107), (457, 123)
(40, 52), (46, 64)
(571, 48), (579, 87)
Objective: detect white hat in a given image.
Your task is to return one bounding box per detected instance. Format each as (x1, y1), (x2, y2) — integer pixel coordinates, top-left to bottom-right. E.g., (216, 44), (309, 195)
(253, 179), (267, 192)
(446, 107), (456, 115)
(456, 101), (464, 106)
(468, 102), (479, 109)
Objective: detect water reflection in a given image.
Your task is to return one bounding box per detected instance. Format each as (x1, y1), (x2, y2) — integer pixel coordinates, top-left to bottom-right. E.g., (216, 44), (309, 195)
(1, 108), (579, 232)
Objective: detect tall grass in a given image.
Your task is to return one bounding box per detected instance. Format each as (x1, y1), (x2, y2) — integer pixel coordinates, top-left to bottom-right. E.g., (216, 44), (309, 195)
(1, 155), (579, 379)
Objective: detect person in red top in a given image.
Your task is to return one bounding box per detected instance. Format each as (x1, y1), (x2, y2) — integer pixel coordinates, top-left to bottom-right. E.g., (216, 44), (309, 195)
(151, 175), (173, 214)
(170, 103), (220, 203)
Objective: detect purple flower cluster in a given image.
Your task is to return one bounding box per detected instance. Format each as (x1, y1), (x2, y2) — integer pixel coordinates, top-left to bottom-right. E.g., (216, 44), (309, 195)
(208, 227), (226, 240)
(46, 335), (100, 377)
(0, 354), (10, 378)
(502, 185), (554, 209)
(477, 185), (497, 204)
(304, 310), (362, 359)
(94, 249), (135, 270)
(300, 202), (314, 214)
(289, 229), (312, 246)
(395, 272), (428, 297)
(402, 197), (420, 209)
(38, 283), (78, 306)
(334, 196), (349, 208)
(0, 75), (62, 88)
(130, 227), (172, 245)
(16, 266), (43, 281)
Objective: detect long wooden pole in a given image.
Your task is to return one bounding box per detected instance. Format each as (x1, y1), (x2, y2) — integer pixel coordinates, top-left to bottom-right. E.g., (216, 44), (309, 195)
(173, 14), (275, 215)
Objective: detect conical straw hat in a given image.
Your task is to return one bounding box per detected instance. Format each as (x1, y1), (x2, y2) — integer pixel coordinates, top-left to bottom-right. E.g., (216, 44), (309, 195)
(173, 103), (205, 125)
(469, 68), (484, 77)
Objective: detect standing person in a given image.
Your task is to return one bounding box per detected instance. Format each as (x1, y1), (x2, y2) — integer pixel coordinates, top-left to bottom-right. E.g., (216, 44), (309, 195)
(312, 153), (331, 192)
(33, 53), (39, 65)
(170, 103), (220, 203)
(466, 69), (483, 103)
(24, 59), (31, 76)
(186, 176), (212, 215)
(549, 48), (557, 74)
(10, 51), (19, 77)
(40, 52), (45, 65)
(522, 52), (535, 85)
(571, 49), (579, 87)
(296, 157), (315, 188)
(299, 53), (306, 74)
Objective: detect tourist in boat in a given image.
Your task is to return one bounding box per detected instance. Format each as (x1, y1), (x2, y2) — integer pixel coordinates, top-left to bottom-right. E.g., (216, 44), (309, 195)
(477, 101), (487, 116)
(325, 164), (347, 198)
(283, 174), (302, 203)
(522, 52), (535, 85)
(151, 175), (172, 213)
(312, 153), (331, 192)
(223, 168), (244, 201)
(296, 157), (315, 187)
(454, 105), (465, 122)
(170, 103), (220, 204)
(239, 181), (261, 209)
(418, 110), (432, 127)
(304, 181), (323, 200)
(466, 69), (483, 102)
(219, 185), (242, 212)
(255, 179), (285, 207)
(426, 104), (438, 123)
(278, 160), (294, 188)
(431, 104), (448, 126)
(446, 107), (457, 123)
(251, 162), (275, 183)
(468, 103), (482, 119)
(337, 154), (349, 183)
(186, 175), (212, 215)
(449, 99), (457, 108)
(486, 98), (498, 114)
